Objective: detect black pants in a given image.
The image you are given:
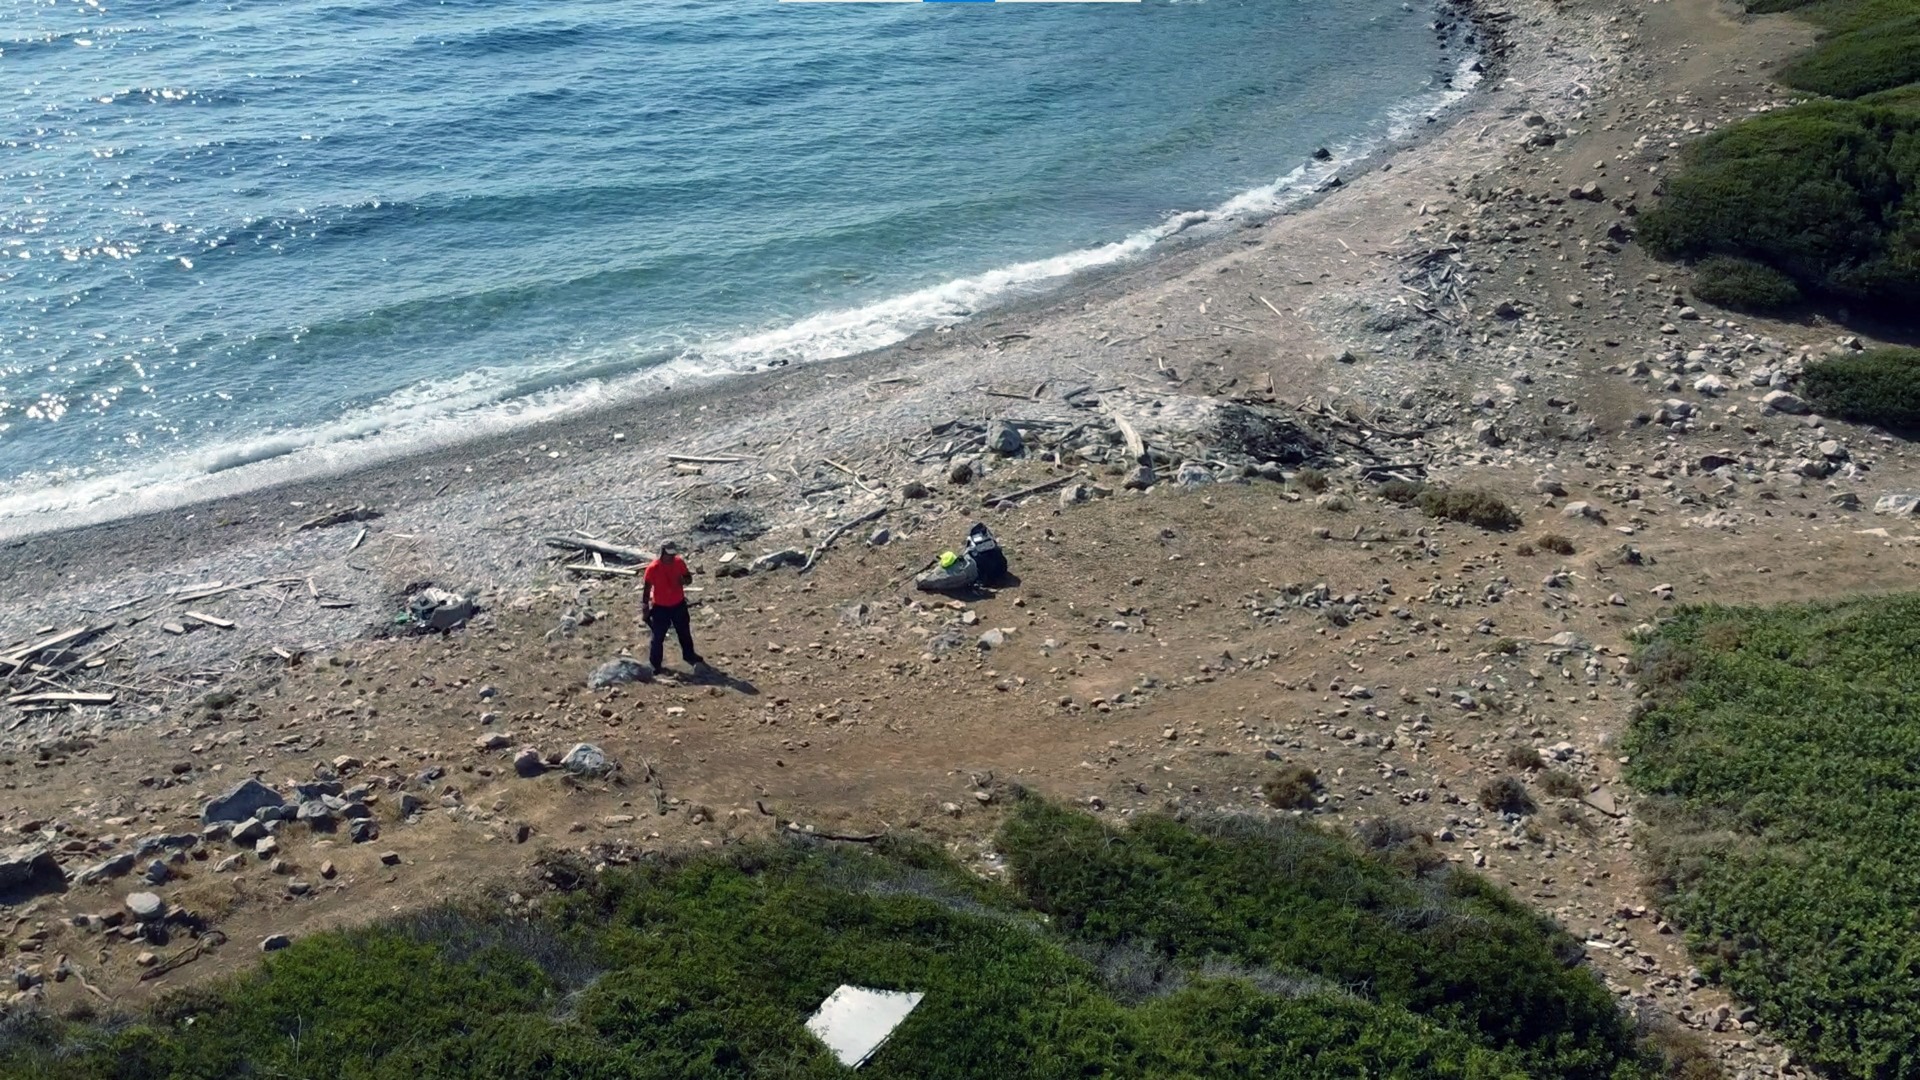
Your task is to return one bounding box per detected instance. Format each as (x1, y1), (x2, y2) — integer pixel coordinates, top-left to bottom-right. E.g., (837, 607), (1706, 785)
(647, 602), (701, 669)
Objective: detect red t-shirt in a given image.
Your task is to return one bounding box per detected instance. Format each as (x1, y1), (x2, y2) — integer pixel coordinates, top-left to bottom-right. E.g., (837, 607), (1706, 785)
(644, 555), (689, 607)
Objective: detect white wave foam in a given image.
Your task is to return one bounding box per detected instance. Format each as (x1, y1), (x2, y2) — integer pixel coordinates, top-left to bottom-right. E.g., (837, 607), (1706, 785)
(0, 52), (1486, 537)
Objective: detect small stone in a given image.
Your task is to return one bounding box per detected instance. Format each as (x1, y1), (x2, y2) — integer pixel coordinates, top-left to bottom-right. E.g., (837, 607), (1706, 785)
(1562, 501), (1606, 523)
(349, 819), (379, 844)
(1059, 483), (1092, 507)
(513, 748), (546, 778)
(143, 861), (171, 885)
(261, 934), (292, 953)
(135, 951), (158, 968)
(255, 837), (279, 859)
(379, 851), (402, 866)
(320, 860), (337, 880)
(1175, 462), (1214, 488)
(474, 732), (512, 751)
(1124, 464), (1156, 490)
(977, 629), (1006, 650)
(985, 421), (1024, 456)
(75, 852), (137, 885)
(750, 548), (808, 573)
(867, 527), (891, 547)
(941, 802), (962, 817)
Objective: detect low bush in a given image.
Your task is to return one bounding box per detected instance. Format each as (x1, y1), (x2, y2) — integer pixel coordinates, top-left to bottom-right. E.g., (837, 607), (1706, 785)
(1261, 764), (1321, 810)
(1625, 596), (1920, 1077)
(1688, 255), (1803, 313)
(1801, 347), (1920, 428)
(1638, 97), (1920, 319)
(1418, 487), (1523, 531)
(3, 801), (1697, 1080)
(1539, 770), (1586, 800)
(1535, 533), (1577, 556)
(1778, 11), (1920, 99)
(1377, 478), (1427, 504)
(1493, 637), (1522, 657)
(1478, 776), (1536, 816)
(1292, 467), (1330, 493)
(1504, 745), (1545, 770)
(997, 798), (1648, 1078)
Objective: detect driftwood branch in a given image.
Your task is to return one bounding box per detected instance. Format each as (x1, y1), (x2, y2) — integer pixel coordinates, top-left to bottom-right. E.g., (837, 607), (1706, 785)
(984, 473), (1083, 507)
(543, 535), (653, 565)
(296, 505), (381, 531)
(1107, 410), (1147, 464)
(800, 508), (887, 574)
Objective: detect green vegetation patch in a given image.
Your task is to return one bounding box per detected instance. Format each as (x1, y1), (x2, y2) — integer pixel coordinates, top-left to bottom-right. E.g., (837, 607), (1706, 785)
(998, 800), (1642, 1078)
(1802, 346), (1920, 428)
(1624, 597), (1920, 1078)
(1417, 487), (1523, 531)
(0, 802), (1684, 1080)
(1779, 12), (1920, 99)
(1639, 97), (1920, 316)
(1687, 255), (1803, 313)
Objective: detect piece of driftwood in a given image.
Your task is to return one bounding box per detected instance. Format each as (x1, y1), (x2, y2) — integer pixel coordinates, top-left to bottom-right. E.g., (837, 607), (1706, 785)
(801, 507), (887, 574)
(666, 453), (750, 465)
(183, 611), (235, 630)
(984, 473), (1082, 507)
(296, 505), (381, 531)
(566, 562), (638, 577)
(138, 931), (227, 981)
(6, 691), (114, 706)
(543, 535), (652, 564)
(1107, 410), (1147, 464)
(172, 578), (268, 605)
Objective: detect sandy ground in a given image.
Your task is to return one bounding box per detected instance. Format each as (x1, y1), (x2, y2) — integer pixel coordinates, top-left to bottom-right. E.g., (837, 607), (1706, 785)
(5, 0), (1917, 1076)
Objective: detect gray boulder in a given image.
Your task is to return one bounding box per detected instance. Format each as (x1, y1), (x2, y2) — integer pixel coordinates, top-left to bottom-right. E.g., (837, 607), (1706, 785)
(750, 549), (807, 573)
(588, 658), (653, 688)
(561, 743), (615, 778)
(76, 852), (137, 885)
(202, 778), (284, 825)
(0, 844), (61, 890)
(1175, 463), (1214, 488)
(513, 748), (546, 778)
(125, 891), (167, 922)
(1762, 389), (1810, 415)
(407, 587), (477, 631)
(986, 421), (1024, 456)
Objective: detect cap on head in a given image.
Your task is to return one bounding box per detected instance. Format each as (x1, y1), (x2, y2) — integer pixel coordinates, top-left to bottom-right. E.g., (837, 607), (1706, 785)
(658, 539), (678, 555)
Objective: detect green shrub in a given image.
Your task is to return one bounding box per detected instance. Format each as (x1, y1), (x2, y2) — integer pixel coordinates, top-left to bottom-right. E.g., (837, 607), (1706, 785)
(998, 800), (1645, 1078)
(1262, 764), (1321, 809)
(1535, 533), (1577, 556)
(1779, 12), (1920, 99)
(1625, 596), (1920, 1077)
(1504, 745), (1545, 770)
(1418, 487), (1523, 531)
(1493, 638), (1523, 657)
(1802, 347), (1920, 427)
(1478, 777), (1536, 816)
(1377, 478), (1427, 504)
(8, 806), (1703, 1080)
(1689, 255), (1804, 313)
(1639, 98), (1920, 318)
(1539, 770), (1586, 800)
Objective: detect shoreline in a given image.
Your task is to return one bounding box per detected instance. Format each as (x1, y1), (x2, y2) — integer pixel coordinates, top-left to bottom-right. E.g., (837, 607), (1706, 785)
(0, 0), (1503, 549)
(0, 0), (1582, 652)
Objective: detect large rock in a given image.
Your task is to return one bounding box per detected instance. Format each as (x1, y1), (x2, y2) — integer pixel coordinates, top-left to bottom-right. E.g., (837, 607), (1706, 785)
(125, 892), (167, 922)
(588, 658), (653, 688)
(76, 852), (137, 885)
(560, 743), (615, 778)
(0, 844), (60, 890)
(513, 748), (546, 778)
(985, 421), (1023, 456)
(1174, 463), (1214, 488)
(750, 549), (807, 573)
(1762, 389), (1810, 415)
(202, 779), (284, 826)
(407, 587), (477, 631)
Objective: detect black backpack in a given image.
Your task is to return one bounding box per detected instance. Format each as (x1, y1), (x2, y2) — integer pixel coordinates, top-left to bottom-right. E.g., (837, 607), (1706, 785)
(965, 523), (1009, 584)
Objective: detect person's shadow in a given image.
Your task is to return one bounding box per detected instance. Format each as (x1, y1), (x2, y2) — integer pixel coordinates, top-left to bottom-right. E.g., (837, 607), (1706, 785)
(680, 663), (759, 696)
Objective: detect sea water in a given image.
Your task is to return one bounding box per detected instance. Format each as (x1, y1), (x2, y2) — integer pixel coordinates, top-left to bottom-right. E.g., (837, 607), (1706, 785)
(0, 0), (1473, 527)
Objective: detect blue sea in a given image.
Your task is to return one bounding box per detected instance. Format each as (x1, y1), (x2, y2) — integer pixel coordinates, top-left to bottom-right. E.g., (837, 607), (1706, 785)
(0, 0), (1474, 527)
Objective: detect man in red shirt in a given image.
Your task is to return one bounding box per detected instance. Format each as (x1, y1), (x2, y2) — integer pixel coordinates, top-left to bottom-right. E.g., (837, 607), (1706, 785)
(642, 540), (705, 673)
